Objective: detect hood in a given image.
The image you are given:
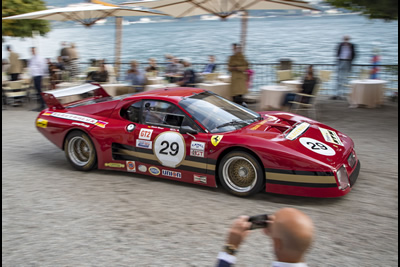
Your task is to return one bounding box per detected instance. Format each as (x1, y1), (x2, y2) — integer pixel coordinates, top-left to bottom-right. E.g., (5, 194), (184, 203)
(242, 112), (354, 169)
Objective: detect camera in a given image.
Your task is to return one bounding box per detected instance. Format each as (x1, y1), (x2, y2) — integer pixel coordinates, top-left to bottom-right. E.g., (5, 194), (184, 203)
(248, 214), (269, 230)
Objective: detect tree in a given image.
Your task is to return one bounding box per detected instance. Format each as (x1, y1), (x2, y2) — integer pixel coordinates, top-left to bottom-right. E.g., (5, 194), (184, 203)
(325, 0), (398, 21)
(2, 0), (51, 39)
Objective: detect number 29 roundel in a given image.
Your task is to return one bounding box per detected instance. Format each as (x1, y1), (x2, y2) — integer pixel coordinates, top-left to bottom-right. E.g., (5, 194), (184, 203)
(154, 132), (186, 168)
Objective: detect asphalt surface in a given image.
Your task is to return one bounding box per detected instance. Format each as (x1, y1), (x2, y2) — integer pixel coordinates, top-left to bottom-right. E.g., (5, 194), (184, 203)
(2, 98), (398, 267)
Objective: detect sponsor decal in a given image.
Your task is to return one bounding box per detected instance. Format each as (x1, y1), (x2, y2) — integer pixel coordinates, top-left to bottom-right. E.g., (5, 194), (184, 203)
(250, 120), (268, 131)
(149, 166), (160, 176)
(191, 141), (205, 151)
(104, 162), (125, 168)
(154, 131), (186, 168)
(194, 175), (207, 184)
(211, 135), (223, 147)
(190, 141), (205, 157)
(138, 165), (147, 173)
(285, 122), (310, 140)
(127, 124), (135, 132)
(36, 118), (48, 128)
(299, 137), (336, 156)
(71, 122), (90, 128)
(126, 161), (136, 172)
(43, 111), (108, 128)
(136, 139), (152, 149)
(319, 127), (344, 146)
(139, 128), (153, 140)
(162, 169), (182, 179)
(190, 149), (204, 157)
(150, 126), (164, 130)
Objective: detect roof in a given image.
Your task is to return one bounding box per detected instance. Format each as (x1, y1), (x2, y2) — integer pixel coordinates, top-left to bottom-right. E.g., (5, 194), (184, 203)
(125, 87), (207, 102)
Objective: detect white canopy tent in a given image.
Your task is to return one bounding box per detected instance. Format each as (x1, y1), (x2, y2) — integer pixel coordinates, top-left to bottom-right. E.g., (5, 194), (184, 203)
(2, 3), (164, 77)
(121, 0), (318, 51)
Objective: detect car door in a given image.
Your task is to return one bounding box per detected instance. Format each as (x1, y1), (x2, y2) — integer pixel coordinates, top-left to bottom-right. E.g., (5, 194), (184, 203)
(130, 99), (212, 185)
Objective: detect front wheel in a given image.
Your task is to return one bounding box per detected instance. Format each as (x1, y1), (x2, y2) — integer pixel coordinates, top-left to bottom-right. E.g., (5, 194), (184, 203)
(218, 151), (265, 197)
(64, 131), (97, 171)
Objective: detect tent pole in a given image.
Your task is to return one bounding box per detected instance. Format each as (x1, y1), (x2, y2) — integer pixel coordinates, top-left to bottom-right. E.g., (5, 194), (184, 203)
(115, 16), (122, 80)
(240, 10), (248, 53)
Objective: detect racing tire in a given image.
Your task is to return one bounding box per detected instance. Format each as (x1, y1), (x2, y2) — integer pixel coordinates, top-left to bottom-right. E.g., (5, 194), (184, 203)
(64, 131), (97, 171)
(218, 151), (265, 197)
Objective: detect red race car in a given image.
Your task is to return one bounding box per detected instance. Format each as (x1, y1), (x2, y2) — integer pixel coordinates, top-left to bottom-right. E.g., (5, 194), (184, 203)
(36, 84), (360, 197)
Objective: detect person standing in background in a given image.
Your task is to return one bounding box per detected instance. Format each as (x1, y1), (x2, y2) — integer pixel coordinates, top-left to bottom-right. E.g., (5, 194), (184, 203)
(6, 45), (22, 81)
(334, 35), (356, 100)
(370, 44), (380, 79)
(125, 60), (147, 92)
(60, 41), (71, 76)
(68, 43), (80, 78)
(29, 47), (48, 111)
(228, 44), (249, 105)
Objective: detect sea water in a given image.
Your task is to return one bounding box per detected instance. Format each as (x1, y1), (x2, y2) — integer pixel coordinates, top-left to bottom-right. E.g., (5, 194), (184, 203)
(2, 14), (398, 65)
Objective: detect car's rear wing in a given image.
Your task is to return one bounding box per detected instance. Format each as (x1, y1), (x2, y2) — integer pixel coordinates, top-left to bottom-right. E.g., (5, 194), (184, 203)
(41, 83), (111, 110)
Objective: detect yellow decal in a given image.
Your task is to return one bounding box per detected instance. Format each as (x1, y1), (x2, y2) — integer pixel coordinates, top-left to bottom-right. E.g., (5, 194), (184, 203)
(285, 122), (310, 140)
(104, 163), (125, 168)
(250, 120), (268, 131)
(211, 135), (223, 146)
(36, 118), (48, 128)
(319, 127), (344, 146)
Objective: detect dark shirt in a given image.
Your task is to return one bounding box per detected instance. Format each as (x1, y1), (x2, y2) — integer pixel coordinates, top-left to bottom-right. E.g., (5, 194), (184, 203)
(337, 42), (356, 61)
(203, 63), (217, 73)
(89, 70), (109, 83)
(179, 68), (196, 87)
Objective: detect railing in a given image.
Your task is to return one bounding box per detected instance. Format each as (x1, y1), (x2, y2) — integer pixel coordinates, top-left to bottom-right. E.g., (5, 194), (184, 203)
(78, 62), (398, 94)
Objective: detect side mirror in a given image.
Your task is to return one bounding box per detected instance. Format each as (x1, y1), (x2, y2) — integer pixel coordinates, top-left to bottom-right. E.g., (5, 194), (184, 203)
(180, 126), (198, 135)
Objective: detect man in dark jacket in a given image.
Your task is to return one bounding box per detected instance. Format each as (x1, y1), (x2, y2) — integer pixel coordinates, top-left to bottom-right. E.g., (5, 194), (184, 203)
(335, 35), (356, 99)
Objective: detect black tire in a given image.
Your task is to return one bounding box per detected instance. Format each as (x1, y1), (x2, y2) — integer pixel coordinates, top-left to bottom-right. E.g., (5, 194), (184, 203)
(64, 131), (97, 171)
(218, 151), (265, 197)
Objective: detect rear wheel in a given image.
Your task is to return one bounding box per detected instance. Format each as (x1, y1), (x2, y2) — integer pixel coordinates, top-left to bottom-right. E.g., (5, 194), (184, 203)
(64, 131), (97, 171)
(218, 151), (264, 197)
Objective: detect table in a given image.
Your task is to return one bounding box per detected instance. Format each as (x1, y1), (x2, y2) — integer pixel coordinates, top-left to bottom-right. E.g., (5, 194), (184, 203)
(280, 80), (302, 90)
(218, 75), (231, 83)
(145, 83), (177, 91)
(349, 79), (388, 108)
(196, 82), (231, 100)
(147, 76), (164, 85)
(260, 85), (296, 110)
(100, 83), (134, 97)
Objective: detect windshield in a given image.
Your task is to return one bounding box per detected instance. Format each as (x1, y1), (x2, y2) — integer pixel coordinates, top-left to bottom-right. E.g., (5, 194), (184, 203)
(180, 92), (260, 133)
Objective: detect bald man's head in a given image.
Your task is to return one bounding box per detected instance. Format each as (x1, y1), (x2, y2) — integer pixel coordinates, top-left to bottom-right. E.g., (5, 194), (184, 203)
(266, 208), (314, 263)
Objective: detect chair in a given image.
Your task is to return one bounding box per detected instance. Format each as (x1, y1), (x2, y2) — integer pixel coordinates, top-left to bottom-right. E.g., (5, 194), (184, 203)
(276, 70), (293, 83)
(2, 80), (28, 107)
(289, 83), (320, 119)
(386, 78), (398, 102)
(318, 70), (332, 96)
(204, 73), (219, 83)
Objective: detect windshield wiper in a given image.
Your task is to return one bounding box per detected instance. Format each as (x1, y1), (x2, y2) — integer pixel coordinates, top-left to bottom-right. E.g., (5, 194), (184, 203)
(216, 120), (250, 129)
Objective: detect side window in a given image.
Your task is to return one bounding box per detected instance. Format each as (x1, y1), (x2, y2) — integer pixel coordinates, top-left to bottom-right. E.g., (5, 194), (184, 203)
(142, 100), (197, 129)
(125, 100), (142, 123)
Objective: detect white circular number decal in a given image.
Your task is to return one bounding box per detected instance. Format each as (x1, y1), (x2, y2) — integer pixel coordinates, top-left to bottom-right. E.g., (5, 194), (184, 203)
(299, 137), (336, 156)
(154, 132), (186, 168)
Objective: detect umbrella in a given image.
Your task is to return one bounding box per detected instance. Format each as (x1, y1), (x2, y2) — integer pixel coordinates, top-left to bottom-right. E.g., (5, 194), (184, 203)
(121, 0), (318, 51)
(2, 2), (164, 78)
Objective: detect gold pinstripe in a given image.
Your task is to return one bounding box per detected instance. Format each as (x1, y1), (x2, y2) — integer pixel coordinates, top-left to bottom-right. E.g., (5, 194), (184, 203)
(119, 148), (215, 170)
(266, 172), (337, 184)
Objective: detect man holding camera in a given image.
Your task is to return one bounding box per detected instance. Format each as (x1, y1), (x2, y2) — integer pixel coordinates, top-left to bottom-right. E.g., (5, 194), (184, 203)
(216, 208), (314, 267)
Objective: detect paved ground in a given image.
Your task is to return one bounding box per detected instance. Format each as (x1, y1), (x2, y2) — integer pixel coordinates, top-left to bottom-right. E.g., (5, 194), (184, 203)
(2, 98), (398, 267)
